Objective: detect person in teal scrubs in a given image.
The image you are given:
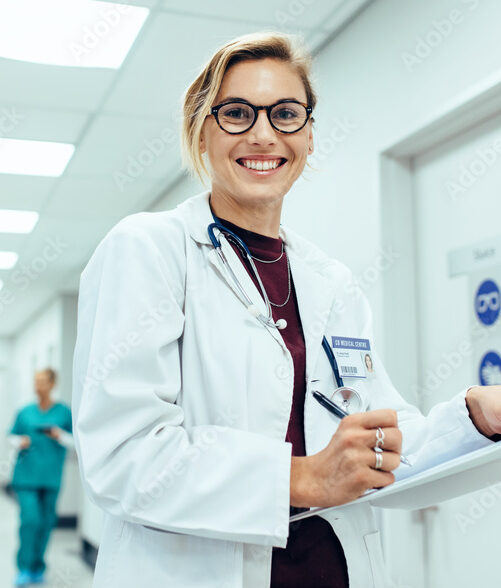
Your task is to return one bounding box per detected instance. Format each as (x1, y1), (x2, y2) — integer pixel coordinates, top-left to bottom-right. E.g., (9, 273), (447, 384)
(7, 368), (73, 587)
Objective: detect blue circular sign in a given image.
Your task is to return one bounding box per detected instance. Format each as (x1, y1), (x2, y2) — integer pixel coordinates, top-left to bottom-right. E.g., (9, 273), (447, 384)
(475, 279), (500, 326)
(479, 351), (501, 386)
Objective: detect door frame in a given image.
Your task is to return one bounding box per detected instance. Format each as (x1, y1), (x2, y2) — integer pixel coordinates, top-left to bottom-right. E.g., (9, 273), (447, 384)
(378, 69), (501, 588)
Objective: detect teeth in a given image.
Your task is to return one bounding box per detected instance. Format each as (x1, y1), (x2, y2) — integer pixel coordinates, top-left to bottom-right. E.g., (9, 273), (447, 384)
(239, 159), (283, 171)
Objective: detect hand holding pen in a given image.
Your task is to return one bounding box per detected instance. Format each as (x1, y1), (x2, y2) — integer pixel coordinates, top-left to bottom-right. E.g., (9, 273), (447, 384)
(290, 395), (407, 508)
(312, 390), (412, 467)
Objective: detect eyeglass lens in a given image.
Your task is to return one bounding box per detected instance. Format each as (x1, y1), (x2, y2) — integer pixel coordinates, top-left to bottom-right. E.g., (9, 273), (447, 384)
(217, 102), (308, 133)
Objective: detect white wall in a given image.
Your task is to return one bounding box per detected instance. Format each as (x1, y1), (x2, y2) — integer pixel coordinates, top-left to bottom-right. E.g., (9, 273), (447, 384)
(287, 0), (500, 337)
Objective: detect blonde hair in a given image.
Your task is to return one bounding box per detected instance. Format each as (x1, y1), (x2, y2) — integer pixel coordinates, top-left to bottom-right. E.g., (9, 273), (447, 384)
(180, 31), (318, 186)
(36, 367), (57, 384)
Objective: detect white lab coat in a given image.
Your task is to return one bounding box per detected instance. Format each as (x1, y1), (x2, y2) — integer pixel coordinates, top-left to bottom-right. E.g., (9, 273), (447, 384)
(72, 189), (494, 588)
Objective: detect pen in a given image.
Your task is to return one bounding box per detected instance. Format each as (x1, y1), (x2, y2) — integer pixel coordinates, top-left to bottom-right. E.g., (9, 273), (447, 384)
(312, 390), (412, 466)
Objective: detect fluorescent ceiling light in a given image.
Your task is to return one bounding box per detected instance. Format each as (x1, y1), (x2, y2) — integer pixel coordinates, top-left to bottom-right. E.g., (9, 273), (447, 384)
(0, 1), (149, 69)
(0, 252), (18, 270)
(0, 138), (74, 177)
(0, 210), (39, 234)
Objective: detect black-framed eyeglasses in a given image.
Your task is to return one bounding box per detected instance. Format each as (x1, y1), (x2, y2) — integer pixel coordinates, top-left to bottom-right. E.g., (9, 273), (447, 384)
(209, 99), (313, 134)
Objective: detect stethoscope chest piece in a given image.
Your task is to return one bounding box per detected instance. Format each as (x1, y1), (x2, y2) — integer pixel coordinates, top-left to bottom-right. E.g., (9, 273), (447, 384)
(330, 386), (364, 414)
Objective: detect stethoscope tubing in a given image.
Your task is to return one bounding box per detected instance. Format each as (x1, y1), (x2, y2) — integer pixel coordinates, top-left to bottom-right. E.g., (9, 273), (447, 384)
(321, 336), (344, 389)
(208, 221), (275, 328)
(208, 219), (365, 412)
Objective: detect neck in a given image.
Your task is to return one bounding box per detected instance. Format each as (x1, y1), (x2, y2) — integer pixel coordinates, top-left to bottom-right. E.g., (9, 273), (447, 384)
(209, 190), (282, 238)
(39, 397), (53, 410)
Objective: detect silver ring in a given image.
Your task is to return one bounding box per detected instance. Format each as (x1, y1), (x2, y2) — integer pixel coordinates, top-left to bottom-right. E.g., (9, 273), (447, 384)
(375, 427), (385, 449)
(374, 451), (383, 470)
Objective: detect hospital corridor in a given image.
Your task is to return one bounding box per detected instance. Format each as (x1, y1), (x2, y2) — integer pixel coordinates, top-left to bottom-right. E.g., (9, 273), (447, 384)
(1, 1), (501, 587)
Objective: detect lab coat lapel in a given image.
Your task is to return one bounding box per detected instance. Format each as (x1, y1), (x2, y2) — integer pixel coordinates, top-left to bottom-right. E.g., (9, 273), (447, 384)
(286, 247), (336, 383)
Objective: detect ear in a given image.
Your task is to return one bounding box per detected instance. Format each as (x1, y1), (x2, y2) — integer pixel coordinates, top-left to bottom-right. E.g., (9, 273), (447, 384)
(307, 121), (314, 155)
(200, 131), (206, 155)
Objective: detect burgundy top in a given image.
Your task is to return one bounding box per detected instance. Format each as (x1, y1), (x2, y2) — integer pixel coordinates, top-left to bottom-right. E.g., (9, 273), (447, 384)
(213, 214), (350, 588)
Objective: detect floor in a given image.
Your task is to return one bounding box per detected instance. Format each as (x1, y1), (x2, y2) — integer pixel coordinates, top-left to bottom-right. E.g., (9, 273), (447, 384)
(0, 491), (94, 588)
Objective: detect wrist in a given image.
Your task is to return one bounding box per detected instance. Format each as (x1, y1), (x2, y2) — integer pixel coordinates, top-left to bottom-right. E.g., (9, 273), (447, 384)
(466, 386), (497, 438)
(290, 456), (314, 507)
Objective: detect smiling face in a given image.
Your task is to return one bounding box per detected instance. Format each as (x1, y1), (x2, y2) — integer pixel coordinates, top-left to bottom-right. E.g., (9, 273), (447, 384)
(200, 58), (314, 225)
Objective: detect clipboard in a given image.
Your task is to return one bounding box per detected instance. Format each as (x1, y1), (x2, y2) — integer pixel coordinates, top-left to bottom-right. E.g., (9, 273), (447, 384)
(290, 442), (501, 522)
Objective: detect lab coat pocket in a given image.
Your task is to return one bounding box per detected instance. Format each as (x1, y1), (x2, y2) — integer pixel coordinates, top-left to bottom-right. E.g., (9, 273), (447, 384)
(363, 530), (388, 588)
(123, 523), (237, 587)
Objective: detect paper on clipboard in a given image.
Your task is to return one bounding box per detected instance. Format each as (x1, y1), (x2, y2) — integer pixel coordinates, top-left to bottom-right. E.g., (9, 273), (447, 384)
(290, 442), (501, 522)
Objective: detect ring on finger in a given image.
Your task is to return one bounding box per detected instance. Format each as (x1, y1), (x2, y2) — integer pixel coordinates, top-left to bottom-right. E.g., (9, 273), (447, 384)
(375, 427), (385, 449)
(374, 451), (383, 470)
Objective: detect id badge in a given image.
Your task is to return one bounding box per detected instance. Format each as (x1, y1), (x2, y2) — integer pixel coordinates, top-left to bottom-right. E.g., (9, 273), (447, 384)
(330, 336), (374, 379)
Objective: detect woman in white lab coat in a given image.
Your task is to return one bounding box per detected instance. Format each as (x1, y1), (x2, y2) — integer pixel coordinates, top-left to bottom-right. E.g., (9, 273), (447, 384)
(72, 31), (501, 588)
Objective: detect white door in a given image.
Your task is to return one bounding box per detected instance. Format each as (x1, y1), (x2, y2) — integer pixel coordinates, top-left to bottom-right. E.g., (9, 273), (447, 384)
(411, 111), (501, 588)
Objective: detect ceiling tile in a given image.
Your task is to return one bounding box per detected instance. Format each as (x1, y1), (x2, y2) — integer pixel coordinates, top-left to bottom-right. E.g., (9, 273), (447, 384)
(0, 103), (88, 143)
(44, 174), (159, 219)
(161, 0), (346, 29)
(100, 0), (157, 6)
(0, 233), (25, 251)
(64, 112), (182, 179)
(0, 175), (57, 210)
(0, 58), (115, 111)
(22, 217), (117, 257)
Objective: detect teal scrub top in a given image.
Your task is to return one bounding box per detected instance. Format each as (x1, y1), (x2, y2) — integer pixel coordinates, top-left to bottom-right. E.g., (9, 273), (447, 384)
(9, 402), (72, 490)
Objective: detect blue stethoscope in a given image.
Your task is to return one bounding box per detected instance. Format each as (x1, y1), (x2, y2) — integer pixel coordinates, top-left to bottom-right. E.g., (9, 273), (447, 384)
(207, 210), (365, 414)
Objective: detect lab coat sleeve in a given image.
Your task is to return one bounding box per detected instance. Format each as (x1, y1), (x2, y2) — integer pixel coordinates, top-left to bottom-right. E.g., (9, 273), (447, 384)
(72, 218), (292, 547)
(353, 285), (495, 481)
(56, 429), (75, 450)
(56, 405), (74, 449)
(7, 435), (24, 450)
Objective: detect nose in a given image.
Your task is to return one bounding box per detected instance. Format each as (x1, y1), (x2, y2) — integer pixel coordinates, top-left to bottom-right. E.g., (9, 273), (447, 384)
(246, 108), (277, 144)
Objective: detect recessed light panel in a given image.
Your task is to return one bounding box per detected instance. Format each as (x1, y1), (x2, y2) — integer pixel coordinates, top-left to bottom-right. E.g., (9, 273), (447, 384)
(0, 1), (149, 68)
(0, 138), (75, 177)
(0, 210), (39, 233)
(0, 252), (19, 270)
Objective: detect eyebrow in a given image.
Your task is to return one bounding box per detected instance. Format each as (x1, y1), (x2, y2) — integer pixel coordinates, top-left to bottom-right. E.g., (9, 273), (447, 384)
(219, 96), (300, 103)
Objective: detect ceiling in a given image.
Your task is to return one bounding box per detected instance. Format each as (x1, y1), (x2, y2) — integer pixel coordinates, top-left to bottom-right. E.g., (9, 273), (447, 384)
(0, 0), (371, 337)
